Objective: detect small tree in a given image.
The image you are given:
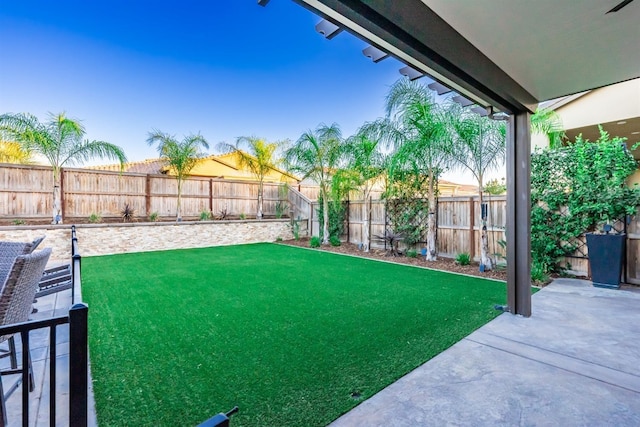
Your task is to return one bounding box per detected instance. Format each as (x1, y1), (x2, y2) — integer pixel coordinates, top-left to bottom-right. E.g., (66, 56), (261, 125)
(341, 127), (385, 251)
(449, 105), (506, 271)
(285, 123), (343, 245)
(377, 79), (452, 260)
(217, 137), (284, 219)
(0, 112), (127, 223)
(147, 130), (209, 221)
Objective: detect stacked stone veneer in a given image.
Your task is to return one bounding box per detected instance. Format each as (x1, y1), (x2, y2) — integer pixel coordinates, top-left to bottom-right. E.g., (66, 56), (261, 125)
(0, 220), (293, 264)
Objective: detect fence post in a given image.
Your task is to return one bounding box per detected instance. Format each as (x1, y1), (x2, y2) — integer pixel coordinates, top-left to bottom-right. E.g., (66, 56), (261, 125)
(145, 174), (152, 217)
(69, 303), (89, 427)
(469, 197), (476, 260)
(209, 179), (214, 214)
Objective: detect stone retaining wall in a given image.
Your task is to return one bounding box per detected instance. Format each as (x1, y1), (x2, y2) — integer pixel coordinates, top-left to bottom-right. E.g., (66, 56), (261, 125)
(0, 220), (293, 264)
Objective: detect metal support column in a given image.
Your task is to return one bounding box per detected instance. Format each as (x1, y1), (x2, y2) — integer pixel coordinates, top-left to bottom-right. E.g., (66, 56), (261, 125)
(506, 112), (532, 317)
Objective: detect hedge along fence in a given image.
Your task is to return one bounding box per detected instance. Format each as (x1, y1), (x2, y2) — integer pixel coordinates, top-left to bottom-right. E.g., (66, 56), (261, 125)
(0, 163), (294, 221)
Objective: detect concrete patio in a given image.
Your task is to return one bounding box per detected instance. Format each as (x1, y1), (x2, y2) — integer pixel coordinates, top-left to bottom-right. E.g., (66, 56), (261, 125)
(331, 279), (640, 426)
(1, 287), (97, 427)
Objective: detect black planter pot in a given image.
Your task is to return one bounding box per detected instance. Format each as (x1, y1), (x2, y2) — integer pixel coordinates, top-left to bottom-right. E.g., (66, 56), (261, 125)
(586, 233), (626, 289)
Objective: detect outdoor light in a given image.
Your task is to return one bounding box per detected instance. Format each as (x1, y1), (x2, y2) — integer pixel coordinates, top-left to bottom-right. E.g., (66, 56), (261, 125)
(399, 65), (424, 80)
(315, 19), (342, 39)
(362, 45), (388, 63)
(427, 81), (452, 95)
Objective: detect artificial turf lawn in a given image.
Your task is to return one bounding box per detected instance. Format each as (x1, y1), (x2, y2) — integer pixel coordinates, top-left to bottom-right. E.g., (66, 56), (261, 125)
(82, 243), (507, 426)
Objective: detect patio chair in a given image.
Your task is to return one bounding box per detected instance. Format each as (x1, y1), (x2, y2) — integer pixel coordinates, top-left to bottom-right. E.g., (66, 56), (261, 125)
(0, 237), (45, 285)
(0, 248), (52, 426)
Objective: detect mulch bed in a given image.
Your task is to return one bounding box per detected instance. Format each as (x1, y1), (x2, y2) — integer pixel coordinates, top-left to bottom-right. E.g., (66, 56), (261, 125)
(278, 238), (509, 282)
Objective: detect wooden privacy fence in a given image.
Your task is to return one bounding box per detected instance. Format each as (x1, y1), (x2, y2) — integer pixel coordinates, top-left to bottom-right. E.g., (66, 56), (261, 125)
(0, 163), (289, 221)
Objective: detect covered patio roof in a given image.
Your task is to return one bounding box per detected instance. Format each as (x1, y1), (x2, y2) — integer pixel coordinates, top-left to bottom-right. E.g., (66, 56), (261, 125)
(278, 0), (640, 316)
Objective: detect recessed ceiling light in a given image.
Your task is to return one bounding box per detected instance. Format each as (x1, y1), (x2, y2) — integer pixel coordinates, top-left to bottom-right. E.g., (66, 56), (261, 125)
(617, 121), (627, 125)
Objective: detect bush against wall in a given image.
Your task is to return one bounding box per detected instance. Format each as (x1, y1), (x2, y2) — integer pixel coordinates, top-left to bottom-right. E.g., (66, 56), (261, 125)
(531, 127), (640, 273)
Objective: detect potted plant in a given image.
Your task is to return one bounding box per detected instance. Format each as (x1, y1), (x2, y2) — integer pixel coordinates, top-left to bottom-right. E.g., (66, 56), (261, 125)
(578, 128), (640, 288)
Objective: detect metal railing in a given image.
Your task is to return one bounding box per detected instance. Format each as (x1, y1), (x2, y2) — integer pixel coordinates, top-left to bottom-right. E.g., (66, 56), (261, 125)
(0, 304), (88, 426)
(1, 225), (88, 426)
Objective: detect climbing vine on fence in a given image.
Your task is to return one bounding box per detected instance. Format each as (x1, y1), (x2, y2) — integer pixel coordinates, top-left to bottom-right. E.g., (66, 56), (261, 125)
(531, 127), (640, 273)
(382, 171), (433, 247)
(317, 196), (348, 240)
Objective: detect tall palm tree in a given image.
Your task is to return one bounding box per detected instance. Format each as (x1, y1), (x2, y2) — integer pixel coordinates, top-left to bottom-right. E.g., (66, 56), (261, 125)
(217, 137), (284, 219)
(147, 130), (209, 221)
(531, 107), (565, 149)
(448, 104), (506, 271)
(341, 126), (386, 252)
(0, 112), (127, 223)
(285, 123), (343, 245)
(376, 78), (452, 261)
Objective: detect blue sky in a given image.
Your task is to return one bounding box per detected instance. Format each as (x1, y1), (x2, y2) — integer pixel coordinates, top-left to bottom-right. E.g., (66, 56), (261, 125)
(0, 1), (409, 164)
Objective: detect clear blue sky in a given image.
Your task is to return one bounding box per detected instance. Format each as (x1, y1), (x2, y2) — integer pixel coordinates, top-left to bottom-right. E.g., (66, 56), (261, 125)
(0, 0), (410, 165)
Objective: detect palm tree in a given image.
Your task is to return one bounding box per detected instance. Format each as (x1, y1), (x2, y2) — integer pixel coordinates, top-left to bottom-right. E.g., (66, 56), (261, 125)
(0, 138), (33, 164)
(147, 130), (209, 221)
(285, 123), (343, 245)
(217, 137), (284, 219)
(448, 104), (506, 271)
(341, 126), (386, 252)
(376, 78), (452, 261)
(531, 107), (565, 149)
(0, 112), (127, 223)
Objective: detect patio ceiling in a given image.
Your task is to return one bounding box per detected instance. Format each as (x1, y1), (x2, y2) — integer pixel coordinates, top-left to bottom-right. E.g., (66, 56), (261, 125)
(293, 0), (640, 114)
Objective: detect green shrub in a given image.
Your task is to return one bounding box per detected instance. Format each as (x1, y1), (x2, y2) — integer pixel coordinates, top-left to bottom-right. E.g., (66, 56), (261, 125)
(310, 236), (321, 248)
(149, 212), (159, 222)
(275, 237), (283, 242)
(406, 249), (418, 258)
(291, 217), (301, 240)
(531, 127), (640, 273)
(239, 213), (246, 220)
(531, 262), (549, 285)
(329, 235), (341, 247)
(455, 252), (471, 266)
(199, 210), (212, 221)
(11, 219), (26, 225)
(88, 213), (102, 224)
(275, 201), (288, 219)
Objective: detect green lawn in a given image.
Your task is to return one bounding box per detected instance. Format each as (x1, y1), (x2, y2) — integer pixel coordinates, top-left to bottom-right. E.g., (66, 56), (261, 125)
(82, 243), (506, 426)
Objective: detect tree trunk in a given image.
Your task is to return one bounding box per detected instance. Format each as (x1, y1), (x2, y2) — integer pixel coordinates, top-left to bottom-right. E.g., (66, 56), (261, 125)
(176, 178), (183, 221)
(322, 189), (330, 245)
(479, 185), (493, 271)
(425, 171), (437, 261)
(52, 168), (62, 224)
(257, 180), (264, 219)
(362, 190), (371, 252)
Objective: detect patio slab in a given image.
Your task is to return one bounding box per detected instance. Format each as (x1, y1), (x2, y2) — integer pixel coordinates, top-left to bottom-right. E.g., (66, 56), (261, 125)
(330, 278), (640, 427)
(1, 289), (97, 426)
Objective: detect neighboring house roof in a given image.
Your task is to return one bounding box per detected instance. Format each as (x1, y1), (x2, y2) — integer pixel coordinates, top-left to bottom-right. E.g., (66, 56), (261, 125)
(86, 152), (300, 183)
(87, 158), (165, 174)
(438, 179), (479, 196)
